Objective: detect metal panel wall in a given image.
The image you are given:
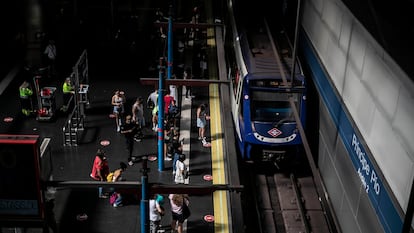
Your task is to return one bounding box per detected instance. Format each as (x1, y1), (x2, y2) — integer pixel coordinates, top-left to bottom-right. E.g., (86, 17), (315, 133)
(319, 101), (384, 233)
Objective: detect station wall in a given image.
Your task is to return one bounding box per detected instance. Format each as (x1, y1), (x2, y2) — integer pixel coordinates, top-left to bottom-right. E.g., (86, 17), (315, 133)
(301, 0), (414, 232)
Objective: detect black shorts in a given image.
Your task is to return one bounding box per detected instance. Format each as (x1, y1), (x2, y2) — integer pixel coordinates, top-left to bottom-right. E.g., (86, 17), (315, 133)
(171, 212), (185, 223)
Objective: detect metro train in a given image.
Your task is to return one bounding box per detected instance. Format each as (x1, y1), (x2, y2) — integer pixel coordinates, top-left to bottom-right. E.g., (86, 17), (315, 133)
(224, 0), (307, 162)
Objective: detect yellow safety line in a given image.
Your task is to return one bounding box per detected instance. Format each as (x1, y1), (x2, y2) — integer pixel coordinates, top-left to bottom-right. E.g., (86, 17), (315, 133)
(209, 83), (229, 233)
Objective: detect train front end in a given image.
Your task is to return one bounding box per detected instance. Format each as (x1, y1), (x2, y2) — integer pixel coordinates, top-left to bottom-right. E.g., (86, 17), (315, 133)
(243, 78), (306, 162)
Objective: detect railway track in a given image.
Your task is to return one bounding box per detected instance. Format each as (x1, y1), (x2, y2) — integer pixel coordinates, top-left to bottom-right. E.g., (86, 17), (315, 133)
(248, 162), (331, 233)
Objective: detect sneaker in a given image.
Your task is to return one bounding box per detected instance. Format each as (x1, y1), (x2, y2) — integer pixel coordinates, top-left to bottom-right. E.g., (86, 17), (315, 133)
(165, 157), (172, 161)
(128, 161), (134, 166)
(117, 126), (120, 132)
(134, 138), (142, 142)
(198, 136), (202, 140)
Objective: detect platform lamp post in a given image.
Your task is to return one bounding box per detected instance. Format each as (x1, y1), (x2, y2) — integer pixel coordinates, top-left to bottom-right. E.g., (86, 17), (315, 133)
(157, 58), (165, 171)
(140, 156), (149, 233)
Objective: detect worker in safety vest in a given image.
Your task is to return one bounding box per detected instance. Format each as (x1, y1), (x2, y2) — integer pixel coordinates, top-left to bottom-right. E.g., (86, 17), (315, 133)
(61, 77), (75, 112)
(19, 81), (33, 116)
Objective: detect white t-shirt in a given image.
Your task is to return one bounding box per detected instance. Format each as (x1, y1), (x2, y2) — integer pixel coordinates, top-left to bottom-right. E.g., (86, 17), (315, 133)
(149, 199), (162, 221)
(174, 160), (186, 184)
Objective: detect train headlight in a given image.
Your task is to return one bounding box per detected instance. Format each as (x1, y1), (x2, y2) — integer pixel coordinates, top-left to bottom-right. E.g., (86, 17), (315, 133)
(244, 94), (249, 100)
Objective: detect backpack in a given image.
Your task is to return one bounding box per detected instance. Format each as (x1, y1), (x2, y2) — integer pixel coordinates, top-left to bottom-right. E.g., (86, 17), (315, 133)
(109, 192), (117, 205)
(147, 98), (154, 109)
(168, 104), (179, 117)
(106, 172), (114, 182)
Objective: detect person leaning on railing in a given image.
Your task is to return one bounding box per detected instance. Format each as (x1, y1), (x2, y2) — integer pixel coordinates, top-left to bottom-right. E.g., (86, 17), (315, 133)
(61, 77), (75, 112)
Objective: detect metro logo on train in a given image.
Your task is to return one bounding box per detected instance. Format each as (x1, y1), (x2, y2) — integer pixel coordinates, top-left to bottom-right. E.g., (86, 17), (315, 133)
(267, 128), (282, 137)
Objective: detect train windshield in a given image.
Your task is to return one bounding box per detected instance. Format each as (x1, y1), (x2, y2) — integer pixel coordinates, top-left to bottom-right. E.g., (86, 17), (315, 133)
(250, 90), (300, 122)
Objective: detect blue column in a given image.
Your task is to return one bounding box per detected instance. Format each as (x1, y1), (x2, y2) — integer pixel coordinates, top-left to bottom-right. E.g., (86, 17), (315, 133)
(157, 58), (165, 171)
(140, 157), (149, 233)
(167, 7), (173, 80)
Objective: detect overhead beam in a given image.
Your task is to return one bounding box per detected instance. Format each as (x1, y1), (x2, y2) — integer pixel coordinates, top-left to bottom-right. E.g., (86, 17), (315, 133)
(154, 22), (222, 29)
(140, 78), (229, 87)
(45, 180), (243, 195)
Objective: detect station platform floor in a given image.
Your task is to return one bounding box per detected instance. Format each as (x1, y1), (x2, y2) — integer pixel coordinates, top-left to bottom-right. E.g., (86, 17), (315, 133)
(0, 60), (240, 233)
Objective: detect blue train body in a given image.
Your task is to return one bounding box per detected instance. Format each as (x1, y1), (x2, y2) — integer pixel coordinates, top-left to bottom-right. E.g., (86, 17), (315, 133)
(225, 0), (307, 161)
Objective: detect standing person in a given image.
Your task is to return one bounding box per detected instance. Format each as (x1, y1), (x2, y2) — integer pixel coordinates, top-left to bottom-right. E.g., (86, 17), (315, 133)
(154, 8), (167, 38)
(44, 39), (57, 76)
(169, 84), (178, 106)
(199, 52), (208, 79)
(167, 99), (179, 126)
(147, 89), (159, 130)
(132, 97), (145, 128)
(19, 81), (34, 116)
(174, 154), (187, 184)
(196, 103), (209, 145)
(149, 194), (165, 233)
(90, 149), (110, 198)
(120, 115), (137, 166)
(176, 39), (185, 76)
(152, 104), (159, 132)
(169, 194), (190, 233)
(171, 137), (183, 175)
(163, 120), (174, 161)
(163, 89), (174, 115)
(62, 77), (75, 112)
(111, 90), (125, 132)
(183, 68), (193, 99)
(147, 89), (158, 109)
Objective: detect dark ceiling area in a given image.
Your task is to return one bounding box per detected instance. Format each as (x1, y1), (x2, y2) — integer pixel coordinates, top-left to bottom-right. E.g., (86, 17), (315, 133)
(341, 0), (414, 79)
(1, 0), (413, 81)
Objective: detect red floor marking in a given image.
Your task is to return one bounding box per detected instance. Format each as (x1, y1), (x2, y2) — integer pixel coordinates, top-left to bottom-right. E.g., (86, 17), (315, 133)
(3, 117), (13, 122)
(203, 174), (212, 181)
(203, 215), (214, 222)
(148, 155), (157, 161)
(100, 140), (110, 146)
